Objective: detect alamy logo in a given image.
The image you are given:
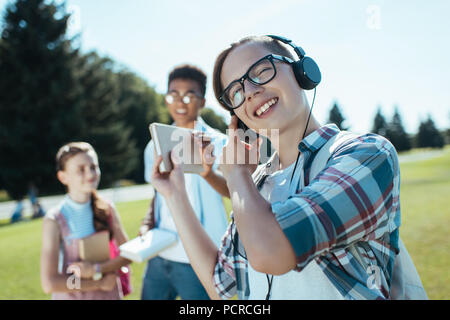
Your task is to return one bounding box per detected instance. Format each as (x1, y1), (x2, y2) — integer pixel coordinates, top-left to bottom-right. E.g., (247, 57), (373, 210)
(66, 265), (81, 290)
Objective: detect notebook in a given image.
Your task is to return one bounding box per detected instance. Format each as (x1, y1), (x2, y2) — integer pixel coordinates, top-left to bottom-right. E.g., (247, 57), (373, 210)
(119, 228), (178, 263)
(79, 230), (110, 263)
(149, 122), (206, 174)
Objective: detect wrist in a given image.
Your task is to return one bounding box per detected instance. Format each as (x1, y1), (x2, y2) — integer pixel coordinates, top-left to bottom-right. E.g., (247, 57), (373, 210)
(200, 168), (214, 179)
(224, 166), (250, 182)
(166, 186), (187, 204)
(166, 190), (189, 214)
(92, 263), (103, 281)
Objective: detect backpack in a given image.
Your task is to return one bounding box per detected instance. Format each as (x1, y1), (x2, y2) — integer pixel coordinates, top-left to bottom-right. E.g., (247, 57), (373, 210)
(308, 131), (428, 300)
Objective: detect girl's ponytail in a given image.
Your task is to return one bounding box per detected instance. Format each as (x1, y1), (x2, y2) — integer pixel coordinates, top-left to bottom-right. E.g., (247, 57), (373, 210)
(91, 190), (113, 240)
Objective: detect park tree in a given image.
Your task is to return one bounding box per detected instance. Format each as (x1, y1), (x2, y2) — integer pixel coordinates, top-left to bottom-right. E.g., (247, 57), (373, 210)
(371, 106), (388, 137)
(416, 115), (444, 149)
(327, 102), (349, 130)
(385, 107), (411, 152)
(200, 108), (227, 134)
(0, 0), (84, 198)
(115, 70), (170, 183)
(446, 112), (450, 145)
(76, 52), (140, 188)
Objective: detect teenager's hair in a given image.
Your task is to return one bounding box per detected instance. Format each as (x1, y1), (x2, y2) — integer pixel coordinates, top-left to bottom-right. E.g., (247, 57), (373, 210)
(56, 142), (113, 239)
(168, 64), (207, 97)
(213, 35), (296, 110)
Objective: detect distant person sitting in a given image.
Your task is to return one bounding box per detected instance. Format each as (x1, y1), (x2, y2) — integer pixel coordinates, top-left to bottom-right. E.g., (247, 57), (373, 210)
(139, 64), (229, 300)
(29, 184), (45, 219)
(10, 200), (23, 224)
(9, 184), (45, 223)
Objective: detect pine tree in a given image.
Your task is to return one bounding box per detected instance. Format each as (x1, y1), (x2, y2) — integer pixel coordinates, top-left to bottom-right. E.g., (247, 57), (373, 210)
(386, 107), (411, 152)
(416, 115), (444, 149)
(0, 0), (84, 198)
(371, 106), (388, 137)
(327, 102), (349, 130)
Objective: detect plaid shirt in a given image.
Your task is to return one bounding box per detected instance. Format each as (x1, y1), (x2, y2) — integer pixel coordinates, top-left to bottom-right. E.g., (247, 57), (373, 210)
(213, 124), (401, 300)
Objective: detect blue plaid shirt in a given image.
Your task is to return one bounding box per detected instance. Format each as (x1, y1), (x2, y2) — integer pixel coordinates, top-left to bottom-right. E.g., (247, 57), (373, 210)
(213, 124), (401, 300)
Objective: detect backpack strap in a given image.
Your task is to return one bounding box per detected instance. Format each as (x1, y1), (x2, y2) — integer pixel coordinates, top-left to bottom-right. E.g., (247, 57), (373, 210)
(308, 131), (358, 182)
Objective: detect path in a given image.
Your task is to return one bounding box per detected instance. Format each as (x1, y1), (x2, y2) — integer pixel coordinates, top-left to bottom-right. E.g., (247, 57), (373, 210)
(0, 184), (154, 220)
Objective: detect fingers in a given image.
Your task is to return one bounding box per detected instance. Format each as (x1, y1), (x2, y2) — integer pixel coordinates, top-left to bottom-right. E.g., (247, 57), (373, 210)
(193, 132), (212, 150)
(170, 149), (183, 168)
(203, 143), (216, 165)
(152, 155), (163, 177)
(229, 115), (238, 131)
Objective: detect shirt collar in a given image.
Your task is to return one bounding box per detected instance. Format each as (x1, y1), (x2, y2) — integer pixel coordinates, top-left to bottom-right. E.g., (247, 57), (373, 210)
(258, 123), (340, 176)
(65, 194), (91, 211)
(194, 116), (209, 132)
(298, 123), (341, 153)
(171, 116), (209, 132)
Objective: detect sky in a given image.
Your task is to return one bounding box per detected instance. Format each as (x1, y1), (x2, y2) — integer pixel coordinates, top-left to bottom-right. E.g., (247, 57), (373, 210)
(1, 0), (449, 134)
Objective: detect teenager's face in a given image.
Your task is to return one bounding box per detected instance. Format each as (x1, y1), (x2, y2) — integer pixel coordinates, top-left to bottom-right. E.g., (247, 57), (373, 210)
(221, 42), (308, 134)
(166, 78), (205, 128)
(58, 152), (100, 195)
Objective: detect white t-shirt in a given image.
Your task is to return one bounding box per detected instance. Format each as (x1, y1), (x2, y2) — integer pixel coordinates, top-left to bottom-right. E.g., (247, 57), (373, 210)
(247, 155), (344, 300)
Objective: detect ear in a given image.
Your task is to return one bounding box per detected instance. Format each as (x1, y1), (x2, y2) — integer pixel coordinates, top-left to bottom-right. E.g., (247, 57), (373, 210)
(199, 98), (206, 109)
(56, 170), (67, 186)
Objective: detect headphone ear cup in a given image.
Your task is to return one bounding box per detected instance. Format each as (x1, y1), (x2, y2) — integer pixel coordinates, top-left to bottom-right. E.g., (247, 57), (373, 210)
(292, 57), (321, 90)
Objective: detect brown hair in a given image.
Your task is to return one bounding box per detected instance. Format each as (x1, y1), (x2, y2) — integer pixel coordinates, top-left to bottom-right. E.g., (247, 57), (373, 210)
(56, 142), (113, 239)
(213, 35), (296, 110)
(168, 64), (207, 97)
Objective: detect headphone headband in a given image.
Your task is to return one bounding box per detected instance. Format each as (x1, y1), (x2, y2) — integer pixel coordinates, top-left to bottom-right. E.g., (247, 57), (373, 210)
(266, 35), (305, 59)
(266, 34), (321, 90)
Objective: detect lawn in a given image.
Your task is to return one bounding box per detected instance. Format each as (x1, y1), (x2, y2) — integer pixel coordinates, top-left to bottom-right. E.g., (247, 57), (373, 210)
(0, 147), (448, 300)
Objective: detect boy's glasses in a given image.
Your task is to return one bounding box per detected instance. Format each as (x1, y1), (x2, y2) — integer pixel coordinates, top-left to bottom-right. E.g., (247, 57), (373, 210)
(165, 92), (202, 105)
(219, 54), (294, 110)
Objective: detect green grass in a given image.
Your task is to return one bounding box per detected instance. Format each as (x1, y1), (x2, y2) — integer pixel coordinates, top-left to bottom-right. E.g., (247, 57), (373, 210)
(397, 146), (450, 300)
(0, 147), (449, 299)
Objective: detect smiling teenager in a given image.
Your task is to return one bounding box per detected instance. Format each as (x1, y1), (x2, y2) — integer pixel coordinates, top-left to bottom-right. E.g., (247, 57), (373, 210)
(139, 65), (230, 300)
(150, 35), (402, 300)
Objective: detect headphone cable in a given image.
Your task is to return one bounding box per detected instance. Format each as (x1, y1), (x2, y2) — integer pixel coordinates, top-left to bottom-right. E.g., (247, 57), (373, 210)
(266, 87), (317, 300)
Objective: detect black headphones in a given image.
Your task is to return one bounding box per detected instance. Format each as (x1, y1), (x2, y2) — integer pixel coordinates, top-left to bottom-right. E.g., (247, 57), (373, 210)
(266, 35), (321, 90)
(229, 36), (321, 299)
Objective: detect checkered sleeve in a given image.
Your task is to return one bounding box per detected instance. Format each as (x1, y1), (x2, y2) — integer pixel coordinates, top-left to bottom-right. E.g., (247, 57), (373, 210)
(273, 135), (399, 271)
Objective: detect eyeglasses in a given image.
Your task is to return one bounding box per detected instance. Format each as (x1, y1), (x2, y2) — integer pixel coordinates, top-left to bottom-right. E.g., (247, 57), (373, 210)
(165, 92), (202, 105)
(219, 54), (294, 110)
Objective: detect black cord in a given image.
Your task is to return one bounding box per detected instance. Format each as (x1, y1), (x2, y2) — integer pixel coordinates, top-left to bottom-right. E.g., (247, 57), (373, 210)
(266, 274), (274, 300)
(230, 88), (318, 300)
(265, 87), (317, 300)
(230, 216), (247, 260)
(289, 88), (316, 185)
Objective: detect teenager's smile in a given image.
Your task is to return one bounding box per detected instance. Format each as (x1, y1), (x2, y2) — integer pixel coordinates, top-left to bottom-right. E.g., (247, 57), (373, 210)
(175, 108), (188, 115)
(252, 97), (278, 118)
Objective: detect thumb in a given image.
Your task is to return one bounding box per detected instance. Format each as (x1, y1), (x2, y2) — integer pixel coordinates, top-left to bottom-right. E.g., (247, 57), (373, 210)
(170, 149), (183, 169)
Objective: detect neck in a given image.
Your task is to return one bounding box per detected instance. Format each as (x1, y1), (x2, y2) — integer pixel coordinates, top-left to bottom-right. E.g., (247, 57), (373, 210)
(67, 190), (91, 204)
(176, 119), (197, 129)
(271, 114), (320, 169)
